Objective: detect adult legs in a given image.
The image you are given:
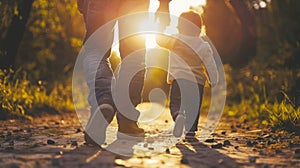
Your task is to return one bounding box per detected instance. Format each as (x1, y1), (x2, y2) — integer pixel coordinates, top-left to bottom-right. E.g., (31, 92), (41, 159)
(114, 0), (149, 137)
(81, 0), (119, 145)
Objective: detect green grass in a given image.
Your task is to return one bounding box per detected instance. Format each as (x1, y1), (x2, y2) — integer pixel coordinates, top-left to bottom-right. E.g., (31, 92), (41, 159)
(0, 69), (74, 120)
(225, 63), (300, 134)
(265, 100), (300, 133)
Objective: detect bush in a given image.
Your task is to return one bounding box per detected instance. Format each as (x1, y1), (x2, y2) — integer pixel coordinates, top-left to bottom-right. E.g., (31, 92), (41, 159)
(225, 61), (300, 134)
(0, 69), (74, 120)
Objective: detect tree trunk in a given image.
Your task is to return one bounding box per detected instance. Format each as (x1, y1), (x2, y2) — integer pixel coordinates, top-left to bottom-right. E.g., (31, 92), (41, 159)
(225, 0), (256, 65)
(0, 0), (34, 69)
(202, 0), (256, 65)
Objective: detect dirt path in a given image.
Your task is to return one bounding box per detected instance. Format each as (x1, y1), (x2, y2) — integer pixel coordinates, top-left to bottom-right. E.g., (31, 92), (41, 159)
(0, 104), (299, 168)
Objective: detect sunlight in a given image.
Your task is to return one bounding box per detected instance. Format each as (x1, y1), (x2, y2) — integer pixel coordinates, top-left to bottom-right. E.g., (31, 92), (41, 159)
(138, 19), (159, 49)
(169, 0), (206, 16)
(144, 0), (207, 48)
(165, 0), (206, 35)
(112, 0), (207, 52)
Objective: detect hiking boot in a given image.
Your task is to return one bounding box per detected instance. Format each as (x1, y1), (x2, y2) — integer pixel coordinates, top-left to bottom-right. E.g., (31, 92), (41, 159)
(185, 131), (196, 137)
(116, 112), (145, 140)
(184, 131), (197, 142)
(84, 131), (99, 146)
(84, 103), (115, 146)
(173, 112), (186, 137)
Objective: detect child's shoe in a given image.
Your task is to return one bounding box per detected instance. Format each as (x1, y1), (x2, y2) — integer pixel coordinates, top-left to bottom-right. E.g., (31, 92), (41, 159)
(173, 112), (186, 137)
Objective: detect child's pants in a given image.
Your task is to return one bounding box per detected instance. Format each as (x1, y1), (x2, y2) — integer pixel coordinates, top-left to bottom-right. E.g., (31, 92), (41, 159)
(169, 79), (204, 132)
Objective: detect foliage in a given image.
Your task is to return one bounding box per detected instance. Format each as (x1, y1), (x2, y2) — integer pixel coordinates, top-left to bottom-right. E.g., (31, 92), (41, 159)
(265, 100), (300, 133)
(222, 0), (300, 133)
(0, 0), (17, 38)
(225, 57), (299, 132)
(15, 0), (84, 82)
(0, 69), (74, 120)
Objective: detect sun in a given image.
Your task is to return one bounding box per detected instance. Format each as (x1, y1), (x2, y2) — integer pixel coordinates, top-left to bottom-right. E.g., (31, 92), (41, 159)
(112, 0), (207, 52)
(145, 0), (207, 48)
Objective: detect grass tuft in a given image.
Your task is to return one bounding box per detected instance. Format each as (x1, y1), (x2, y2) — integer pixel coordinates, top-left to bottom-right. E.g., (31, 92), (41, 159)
(0, 69), (74, 120)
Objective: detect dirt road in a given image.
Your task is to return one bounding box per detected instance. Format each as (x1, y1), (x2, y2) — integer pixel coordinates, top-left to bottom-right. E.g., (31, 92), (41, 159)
(0, 103), (299, 167)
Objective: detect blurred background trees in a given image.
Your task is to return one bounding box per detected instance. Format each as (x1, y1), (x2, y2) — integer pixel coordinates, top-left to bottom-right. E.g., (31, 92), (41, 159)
(0, 0), (34, 69)
(0, 0), (84, 82)
(0, 0), (84, 119)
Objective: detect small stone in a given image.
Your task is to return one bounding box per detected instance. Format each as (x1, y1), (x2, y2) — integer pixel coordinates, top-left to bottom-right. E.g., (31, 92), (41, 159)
(263, 164), (270, 168)
(9, 140), (14, 146)
(165, 120), (168, 123)
(234, 146), (239, 150)
(44, 126), (49, 130)
(223, 140), (231, 146)
(26, 128), (32, 133)
(221, 131), (226, 135)
(246, 140), (253, 147)
(236, 123), (242, 128)
(143, 143), (148, 148)
(289, 142), (296, 148)
(7, 131), (12, 136)
(165, 148), (170, 154)
(256, 137), (264, 141)
(275, 149), (282, 154)
(249, 156), (256, 163)
(211, 143), (223, 149)
(47, 139), (55, 145)
(75, 128), (81, 133)
(295, 149), (300, 158)
(71, 141), (78, 147)
(12, 129), (19, 133)
(218, 159), (224, 164)
(56, 151), (63, 155)
(205, 138), (215, 143)
(235, 138), (238, 141)
(148, 147), (154, 150)
(271, 127), (276, 133)
(259, 150), (264, 155)
(180, 157), (189, 164)
(267, 140), (276, 145)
